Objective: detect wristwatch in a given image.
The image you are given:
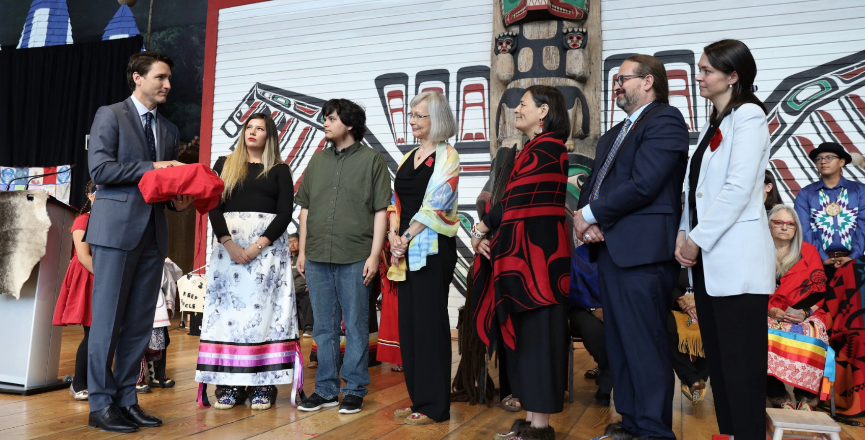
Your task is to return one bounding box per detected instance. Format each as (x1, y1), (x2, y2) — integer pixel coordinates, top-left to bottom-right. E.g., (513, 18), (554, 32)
(470, 226), (485, 239)
(403, 231), (413, 241)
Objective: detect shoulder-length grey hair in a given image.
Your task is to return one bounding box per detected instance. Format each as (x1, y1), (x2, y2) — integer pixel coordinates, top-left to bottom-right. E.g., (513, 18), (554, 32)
(410, 91), (457, 142)
(768, 204), (803, 279)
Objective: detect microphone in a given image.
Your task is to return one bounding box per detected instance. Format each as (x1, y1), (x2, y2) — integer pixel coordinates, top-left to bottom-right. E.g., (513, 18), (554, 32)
(3, 165), (76, 191)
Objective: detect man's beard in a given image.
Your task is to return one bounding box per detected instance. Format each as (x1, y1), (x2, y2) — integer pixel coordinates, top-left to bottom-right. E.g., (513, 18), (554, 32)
(615, 88), (640, 114)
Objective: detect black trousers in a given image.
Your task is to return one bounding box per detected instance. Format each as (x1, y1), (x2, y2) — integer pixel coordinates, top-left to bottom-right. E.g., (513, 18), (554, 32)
(666, 313), (709, 386)
(296, 285), (314, 330)
(506, 303), (568, 414)
(597, 245), (678, 440)
(73, 326), (91, 392)
(398, 235), (457, 422)
(569, 307), (613, 394)
(692, 259), (768, 440)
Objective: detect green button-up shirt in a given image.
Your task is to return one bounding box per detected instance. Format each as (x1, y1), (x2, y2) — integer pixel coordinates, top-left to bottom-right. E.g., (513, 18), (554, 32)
(295, 142), (392, 264)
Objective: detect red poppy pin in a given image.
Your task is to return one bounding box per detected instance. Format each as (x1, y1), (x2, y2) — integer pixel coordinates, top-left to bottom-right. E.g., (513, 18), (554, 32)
(425, 157), (434, 167)
(709, 130), (723, 152)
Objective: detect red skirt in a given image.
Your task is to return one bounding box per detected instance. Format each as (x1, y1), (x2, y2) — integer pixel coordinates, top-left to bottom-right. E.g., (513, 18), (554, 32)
(53, 258), (93, 326)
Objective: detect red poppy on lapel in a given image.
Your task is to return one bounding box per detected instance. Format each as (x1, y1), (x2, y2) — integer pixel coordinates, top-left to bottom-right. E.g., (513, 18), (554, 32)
(425, 156), (434, 167)
(709, 130), (723, 152)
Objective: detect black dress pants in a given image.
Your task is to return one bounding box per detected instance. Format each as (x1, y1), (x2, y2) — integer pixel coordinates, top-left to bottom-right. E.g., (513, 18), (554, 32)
(692, 259), (768, 440)
(570, 307), (613, 394)
(597, 245), (678, 440)
(398, 235), (457, 422)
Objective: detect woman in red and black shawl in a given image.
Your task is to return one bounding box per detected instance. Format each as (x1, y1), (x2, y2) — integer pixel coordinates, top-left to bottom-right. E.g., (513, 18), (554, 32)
(471, 85), (571, 440)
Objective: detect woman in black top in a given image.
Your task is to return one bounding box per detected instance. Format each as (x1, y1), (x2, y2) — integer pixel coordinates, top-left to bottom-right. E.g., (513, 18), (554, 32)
(386, 91), (460, 425)
(195, 113), (300, 411)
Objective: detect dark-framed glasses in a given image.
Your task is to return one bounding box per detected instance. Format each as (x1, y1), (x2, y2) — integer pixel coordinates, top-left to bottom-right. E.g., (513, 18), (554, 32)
(813, 155), (839, 164)
(770, 220), (797, 229)
(615, 74), (646, 86)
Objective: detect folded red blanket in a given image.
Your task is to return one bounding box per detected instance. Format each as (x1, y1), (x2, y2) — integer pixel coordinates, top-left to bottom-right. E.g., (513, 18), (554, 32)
(138, 163), (224, 214)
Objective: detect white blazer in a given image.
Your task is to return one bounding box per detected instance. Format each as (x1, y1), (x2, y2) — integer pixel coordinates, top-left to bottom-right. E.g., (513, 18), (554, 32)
(679, 103), (775, 297)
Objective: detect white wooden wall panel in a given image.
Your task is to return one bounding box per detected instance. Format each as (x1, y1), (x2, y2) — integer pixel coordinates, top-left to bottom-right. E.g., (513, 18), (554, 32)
(209, 0), (493, 328)
(601, 0), (865, 203)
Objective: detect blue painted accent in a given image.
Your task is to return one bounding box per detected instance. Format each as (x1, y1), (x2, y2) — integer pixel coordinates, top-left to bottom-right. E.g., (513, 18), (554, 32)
(102, 5), (141, 41)
(19, 0), (72, 48)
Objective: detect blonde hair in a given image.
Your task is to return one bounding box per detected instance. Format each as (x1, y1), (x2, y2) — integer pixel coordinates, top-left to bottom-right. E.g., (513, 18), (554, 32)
(410, 91), (457, 142)
(769, 204), (803, 278)
(221, 113), (284, 200)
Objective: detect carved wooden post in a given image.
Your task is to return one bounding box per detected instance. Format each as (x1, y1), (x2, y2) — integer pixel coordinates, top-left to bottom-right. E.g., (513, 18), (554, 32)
(490, 0), (601, 163)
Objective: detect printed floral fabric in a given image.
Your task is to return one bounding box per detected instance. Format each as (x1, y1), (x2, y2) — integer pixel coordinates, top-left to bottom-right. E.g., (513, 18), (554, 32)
(195, 212), (301, 386)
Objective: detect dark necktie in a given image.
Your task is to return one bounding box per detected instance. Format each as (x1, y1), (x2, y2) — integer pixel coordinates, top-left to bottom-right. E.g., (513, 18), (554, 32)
(589, 119), (633, 201)
(144, 112), (157, 161)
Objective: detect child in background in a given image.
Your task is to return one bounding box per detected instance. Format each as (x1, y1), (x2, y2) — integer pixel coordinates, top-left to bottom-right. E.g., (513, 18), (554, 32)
(52, 181), (97, 401)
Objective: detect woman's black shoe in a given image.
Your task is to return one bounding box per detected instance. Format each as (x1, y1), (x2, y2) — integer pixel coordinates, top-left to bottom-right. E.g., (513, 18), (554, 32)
(88, 404), (139, 432)
(120, 404), (162, 427)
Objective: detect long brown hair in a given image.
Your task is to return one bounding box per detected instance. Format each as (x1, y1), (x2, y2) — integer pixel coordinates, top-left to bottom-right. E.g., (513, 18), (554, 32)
(220, 113), (284, 200)
(80, 181), (96, 214)
(703, 39), (767, 125)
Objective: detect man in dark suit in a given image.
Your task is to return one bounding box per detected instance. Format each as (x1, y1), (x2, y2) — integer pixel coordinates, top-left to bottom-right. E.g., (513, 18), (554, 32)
(85, 51), (194, 432)
(575, 54), (689, 440)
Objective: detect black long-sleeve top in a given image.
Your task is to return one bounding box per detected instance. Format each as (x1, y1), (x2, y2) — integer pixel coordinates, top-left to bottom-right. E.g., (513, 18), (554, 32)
(209, 156), (294, 243)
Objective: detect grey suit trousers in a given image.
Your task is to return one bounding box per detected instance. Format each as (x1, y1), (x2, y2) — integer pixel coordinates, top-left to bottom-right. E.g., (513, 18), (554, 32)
(87, 214), (164, 411)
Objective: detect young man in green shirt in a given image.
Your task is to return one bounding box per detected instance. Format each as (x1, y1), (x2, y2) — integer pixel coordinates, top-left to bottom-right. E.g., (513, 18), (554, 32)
(295, 99), (391, 414)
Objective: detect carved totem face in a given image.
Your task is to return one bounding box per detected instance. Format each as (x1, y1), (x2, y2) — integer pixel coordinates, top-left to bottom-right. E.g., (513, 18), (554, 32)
(502, 0), (588, 26)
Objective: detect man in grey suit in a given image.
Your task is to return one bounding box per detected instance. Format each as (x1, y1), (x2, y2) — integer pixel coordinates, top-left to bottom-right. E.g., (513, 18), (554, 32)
(85, 51), (194, 433)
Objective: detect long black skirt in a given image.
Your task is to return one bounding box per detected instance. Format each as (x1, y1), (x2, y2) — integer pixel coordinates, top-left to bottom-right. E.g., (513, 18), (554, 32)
(505, 303), (568, 414)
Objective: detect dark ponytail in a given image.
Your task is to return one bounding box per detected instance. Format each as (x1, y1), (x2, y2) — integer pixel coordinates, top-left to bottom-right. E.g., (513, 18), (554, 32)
(703, 39), (767, 125)
(80, 181), (96, 214)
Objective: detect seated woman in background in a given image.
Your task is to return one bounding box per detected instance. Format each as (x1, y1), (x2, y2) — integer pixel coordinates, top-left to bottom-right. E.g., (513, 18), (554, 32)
(766, 205), (828, 411)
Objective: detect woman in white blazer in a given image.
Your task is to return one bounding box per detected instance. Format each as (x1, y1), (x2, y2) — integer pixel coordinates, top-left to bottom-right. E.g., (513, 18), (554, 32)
(675, 39), (774, 440)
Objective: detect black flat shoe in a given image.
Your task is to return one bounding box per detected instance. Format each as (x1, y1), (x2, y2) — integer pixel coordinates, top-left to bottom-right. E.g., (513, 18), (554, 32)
(88, 405), (139, 432)
(120, 404), (162, 427)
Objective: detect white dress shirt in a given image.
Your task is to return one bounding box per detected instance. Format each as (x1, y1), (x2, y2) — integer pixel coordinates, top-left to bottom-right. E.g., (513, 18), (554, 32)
(131, 94), (158, 154)
(582, 102), (652, 225)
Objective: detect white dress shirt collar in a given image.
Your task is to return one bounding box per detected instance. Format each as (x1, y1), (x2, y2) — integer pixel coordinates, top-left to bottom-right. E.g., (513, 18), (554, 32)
(626, 102), (652, 123)
(130, 94), (157, 121)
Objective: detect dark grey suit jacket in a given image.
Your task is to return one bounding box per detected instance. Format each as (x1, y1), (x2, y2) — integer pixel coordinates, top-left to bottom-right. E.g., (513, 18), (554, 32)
(85, 96), (179, 254)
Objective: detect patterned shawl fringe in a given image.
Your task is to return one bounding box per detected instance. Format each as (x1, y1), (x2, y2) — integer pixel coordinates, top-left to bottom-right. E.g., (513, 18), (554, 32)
(450, 258), (495, 405)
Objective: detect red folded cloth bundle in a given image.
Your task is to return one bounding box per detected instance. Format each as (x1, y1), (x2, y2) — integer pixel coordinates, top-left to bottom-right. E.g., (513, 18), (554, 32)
(138, 163), (224, 214)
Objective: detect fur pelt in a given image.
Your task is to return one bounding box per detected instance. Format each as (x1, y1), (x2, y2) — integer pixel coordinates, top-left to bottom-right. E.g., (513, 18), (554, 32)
(0, 191), (51, 299)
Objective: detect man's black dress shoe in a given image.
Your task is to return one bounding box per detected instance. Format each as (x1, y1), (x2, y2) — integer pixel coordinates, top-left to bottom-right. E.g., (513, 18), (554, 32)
(595, 390), (611, 407)
(120, 404), (163, 427)
(88, 405), (139, 432)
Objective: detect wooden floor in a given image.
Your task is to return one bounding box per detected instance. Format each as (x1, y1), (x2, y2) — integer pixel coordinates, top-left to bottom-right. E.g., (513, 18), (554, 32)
(3, 322), (864, 439)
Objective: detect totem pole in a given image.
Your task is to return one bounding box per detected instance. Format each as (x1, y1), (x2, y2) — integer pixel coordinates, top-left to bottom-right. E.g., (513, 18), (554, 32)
(490, 0), (601, 220)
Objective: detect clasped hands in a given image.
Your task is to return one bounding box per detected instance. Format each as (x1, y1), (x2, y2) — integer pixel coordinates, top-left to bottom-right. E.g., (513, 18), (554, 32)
(768, 307), (807, 324)
(390, 232), (408, 266)
(675, 230), (700, 267)
(573, 209), (604, 243)
(223, 238), (269, 265)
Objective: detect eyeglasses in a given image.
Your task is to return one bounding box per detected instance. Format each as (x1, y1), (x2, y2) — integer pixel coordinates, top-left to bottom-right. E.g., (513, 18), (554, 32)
(770, 220), (797, 229)
(615, 74), (646, 86)
(407, 113), (430, 121)
(812, 155), (839, 164)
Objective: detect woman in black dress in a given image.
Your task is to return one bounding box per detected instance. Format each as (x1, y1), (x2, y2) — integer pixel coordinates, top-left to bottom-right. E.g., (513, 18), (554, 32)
(387, 91), (460, 425)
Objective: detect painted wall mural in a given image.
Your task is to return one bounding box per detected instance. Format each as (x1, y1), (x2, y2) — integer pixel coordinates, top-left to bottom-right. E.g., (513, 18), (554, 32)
(214, 67), (493, 299)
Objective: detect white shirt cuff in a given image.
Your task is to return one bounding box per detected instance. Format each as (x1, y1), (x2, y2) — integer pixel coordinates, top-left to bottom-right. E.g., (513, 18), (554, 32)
(582, 204), (598, 224)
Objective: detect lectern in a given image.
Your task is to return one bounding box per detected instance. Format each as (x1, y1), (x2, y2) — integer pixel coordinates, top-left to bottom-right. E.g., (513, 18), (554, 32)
(0, 192), (78, 395)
